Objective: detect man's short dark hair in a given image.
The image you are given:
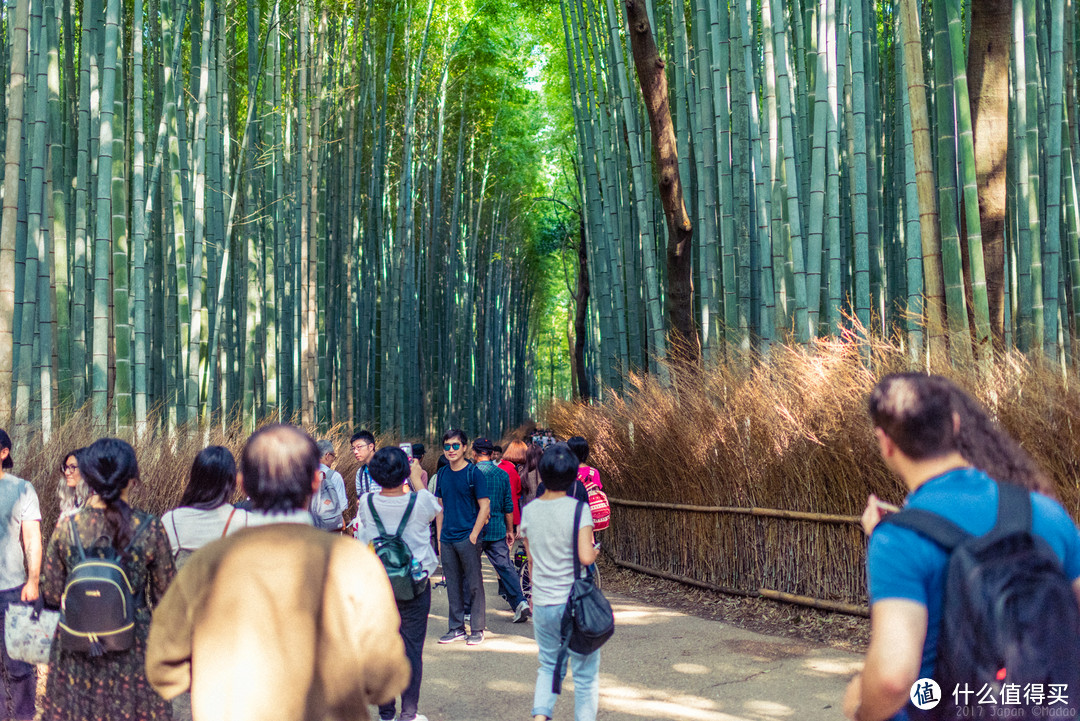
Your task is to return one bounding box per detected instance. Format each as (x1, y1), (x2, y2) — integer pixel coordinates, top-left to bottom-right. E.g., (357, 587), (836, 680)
(566, 436), (590, 464)
(242, 424), (320, 513)
(369, 448), (409, 489)
(442, 429), (468, 445)
(351, 430), (375, 445)
(539, 443), (578, 492)
(869, 373), (958, 460)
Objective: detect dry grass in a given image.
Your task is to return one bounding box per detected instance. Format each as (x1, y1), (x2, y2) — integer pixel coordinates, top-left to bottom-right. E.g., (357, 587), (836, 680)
(546, 333), (1080, 606)
(6, 409), (427, 540)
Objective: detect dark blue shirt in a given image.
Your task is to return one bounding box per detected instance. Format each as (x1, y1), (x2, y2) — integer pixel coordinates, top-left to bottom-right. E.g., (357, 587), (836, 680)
(434, 464), (489, 543)
(868, 468), (1080, 720)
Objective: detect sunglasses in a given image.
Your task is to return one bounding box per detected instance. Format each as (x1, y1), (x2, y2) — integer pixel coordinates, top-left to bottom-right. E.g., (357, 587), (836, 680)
(443, 443), (463, 452)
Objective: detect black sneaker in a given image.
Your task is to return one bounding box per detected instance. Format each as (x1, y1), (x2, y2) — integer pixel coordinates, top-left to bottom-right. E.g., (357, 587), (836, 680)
(438, 629), (466, 644)
(466, 630), (485, 646)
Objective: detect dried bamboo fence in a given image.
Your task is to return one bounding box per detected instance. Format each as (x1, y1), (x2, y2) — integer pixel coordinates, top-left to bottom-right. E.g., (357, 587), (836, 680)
(603, 497), (870, 617)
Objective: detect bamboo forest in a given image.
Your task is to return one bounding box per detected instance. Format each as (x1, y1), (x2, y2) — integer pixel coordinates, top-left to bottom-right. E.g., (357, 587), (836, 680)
(0, 0), (1078, 439)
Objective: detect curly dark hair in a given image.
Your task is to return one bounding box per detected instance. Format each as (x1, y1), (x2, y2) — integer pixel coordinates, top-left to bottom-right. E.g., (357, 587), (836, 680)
(950, 387), (1056, 498)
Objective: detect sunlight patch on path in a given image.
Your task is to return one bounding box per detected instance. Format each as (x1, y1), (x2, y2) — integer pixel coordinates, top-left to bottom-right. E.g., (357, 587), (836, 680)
(598, 679), (754, 721)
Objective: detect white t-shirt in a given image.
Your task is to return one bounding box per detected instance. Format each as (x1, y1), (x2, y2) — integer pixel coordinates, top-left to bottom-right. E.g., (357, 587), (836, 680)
(0, 473), (40, 590)
(162, 505), (249, 555)
(355, 490), (442, 576)
(520, 496), (592, 606)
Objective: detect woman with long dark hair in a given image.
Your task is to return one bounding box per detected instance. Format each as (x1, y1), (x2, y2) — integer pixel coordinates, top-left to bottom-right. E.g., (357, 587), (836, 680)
(41, 438), (174, 721)
(57, 448), (91, 518)
(520, 442), (544, 508)
(162, 446), (248, 566)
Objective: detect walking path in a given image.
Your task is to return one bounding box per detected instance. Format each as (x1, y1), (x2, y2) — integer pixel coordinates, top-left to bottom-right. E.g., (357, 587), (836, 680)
(384, 566), (863, 721)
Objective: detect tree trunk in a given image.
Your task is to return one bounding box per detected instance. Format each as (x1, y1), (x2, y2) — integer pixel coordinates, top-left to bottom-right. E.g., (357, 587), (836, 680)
(574, 215), (590, 401)
(967, 0), (1011, 345)
(623, 0), (698, 367)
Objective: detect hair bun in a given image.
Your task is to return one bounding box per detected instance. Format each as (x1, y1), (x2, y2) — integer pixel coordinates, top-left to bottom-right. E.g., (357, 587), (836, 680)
(98, 486), (123, 503)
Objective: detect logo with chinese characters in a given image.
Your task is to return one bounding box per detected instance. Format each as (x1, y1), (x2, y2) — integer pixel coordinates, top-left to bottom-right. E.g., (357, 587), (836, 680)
(911, 678), (942, 710)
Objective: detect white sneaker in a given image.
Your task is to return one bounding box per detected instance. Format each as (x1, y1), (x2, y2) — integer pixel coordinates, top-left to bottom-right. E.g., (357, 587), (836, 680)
(512, 599), (531, 623)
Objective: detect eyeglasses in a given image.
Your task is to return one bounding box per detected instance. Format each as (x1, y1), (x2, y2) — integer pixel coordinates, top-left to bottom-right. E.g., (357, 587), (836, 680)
(62, 464), (78, 473)
(443, 443), (462, 452)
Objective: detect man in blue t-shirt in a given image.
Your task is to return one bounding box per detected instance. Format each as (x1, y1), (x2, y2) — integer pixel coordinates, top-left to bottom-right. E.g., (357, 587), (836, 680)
(844, 373), (1080, 721)
(434, 429), (490, 646)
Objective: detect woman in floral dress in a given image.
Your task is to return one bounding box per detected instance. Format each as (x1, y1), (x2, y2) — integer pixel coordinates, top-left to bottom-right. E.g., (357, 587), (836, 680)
(40, 438), (175, 721)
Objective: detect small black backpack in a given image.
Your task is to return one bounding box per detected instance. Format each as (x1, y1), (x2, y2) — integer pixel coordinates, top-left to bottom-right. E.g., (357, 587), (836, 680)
(367, 493), (425, 601)
(553, 501), (614, 694)
(882, 482), (1080, 718)
(59, 517), (146, 656)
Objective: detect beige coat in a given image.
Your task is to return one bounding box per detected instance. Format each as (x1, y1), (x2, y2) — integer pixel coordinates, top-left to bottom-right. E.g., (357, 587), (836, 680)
(146, 523), (409, 721)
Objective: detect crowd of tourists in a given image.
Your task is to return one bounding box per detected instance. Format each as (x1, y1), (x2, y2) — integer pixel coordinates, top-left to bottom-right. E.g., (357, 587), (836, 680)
(3, 372), (1076, 721)
(0, 424), (609, 721)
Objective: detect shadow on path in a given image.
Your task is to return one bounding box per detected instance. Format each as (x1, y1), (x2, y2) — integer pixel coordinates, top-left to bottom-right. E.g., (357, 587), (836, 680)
(373, 564), (862, 721)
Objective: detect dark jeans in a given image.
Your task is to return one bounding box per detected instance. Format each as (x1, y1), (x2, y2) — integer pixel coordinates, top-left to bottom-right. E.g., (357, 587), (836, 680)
(465, 540), (525, 612)
(378, 582), (431, 721)
(0, 586), (37, 720)
(441, 538), (485, 632)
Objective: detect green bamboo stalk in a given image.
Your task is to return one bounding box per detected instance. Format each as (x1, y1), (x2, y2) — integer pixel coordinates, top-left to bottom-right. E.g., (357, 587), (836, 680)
(898, 3), (924, 360)
(1043, 0), (1066, 358)
(945, 0), (992, 358)
(90, 0), (120, 422)
(848, 0), (871, 332)
(46, 0), (69, 409)
(0, 0), (29, 419)
(111, 10), (131, 433)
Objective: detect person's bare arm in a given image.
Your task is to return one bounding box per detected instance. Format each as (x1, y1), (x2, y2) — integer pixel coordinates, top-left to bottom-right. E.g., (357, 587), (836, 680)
(409, 461), (427, 491)
(843, 599), (927, 721)
(20, 520), (41, 601)
(577, 524), (598, 566)
(503, 512), (514, 545)
(469, 498), (491, 545)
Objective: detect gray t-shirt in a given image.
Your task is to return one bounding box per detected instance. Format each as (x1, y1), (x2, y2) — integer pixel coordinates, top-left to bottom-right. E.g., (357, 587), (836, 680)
(519, 496), (592, 606)
(0, 473), (41, 590)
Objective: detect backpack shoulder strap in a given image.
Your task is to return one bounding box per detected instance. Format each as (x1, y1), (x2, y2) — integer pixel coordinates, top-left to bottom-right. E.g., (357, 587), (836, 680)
(571, 501), (585, 577)
(366, 494), (390, 537)
(68, 515), (87, 562)
(992, 482), (1033, 537)
(880, 507), (971, 552)
(221, 507), (238, 538)
(170, 513), (182, 553)
(395, 493), (418, 538)
(123, 516), (151, 555)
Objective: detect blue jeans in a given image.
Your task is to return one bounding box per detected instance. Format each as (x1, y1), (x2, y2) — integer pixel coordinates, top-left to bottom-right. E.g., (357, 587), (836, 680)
(532, 602), (600, 721)
(465, 539), (526, 613)
(0, 586), (37, 720)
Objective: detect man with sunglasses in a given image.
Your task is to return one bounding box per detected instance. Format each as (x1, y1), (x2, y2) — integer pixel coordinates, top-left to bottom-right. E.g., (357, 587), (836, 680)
(434, 430), (490, 646)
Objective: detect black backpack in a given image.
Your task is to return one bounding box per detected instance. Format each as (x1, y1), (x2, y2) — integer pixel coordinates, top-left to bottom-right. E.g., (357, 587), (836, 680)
(882, 482), (1080, 718)
(553, 501), (614, 694)
(59, 517), (147, 656)
(367, 493), (425, 601)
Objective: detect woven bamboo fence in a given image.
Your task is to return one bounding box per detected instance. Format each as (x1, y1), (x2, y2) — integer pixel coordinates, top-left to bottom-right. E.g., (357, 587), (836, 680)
(602, 497), (870, 616)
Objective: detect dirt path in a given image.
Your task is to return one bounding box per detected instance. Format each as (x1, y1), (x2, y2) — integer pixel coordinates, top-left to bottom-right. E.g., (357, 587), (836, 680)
(380, 566), (863, 721)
